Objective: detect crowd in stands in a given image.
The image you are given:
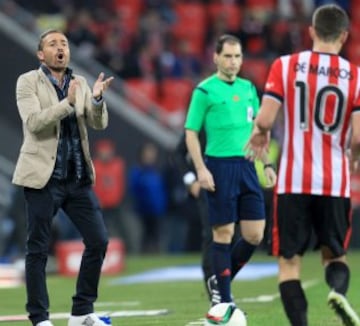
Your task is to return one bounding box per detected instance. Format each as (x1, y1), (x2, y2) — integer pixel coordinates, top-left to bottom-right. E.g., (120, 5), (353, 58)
(2, 0), (356, 127)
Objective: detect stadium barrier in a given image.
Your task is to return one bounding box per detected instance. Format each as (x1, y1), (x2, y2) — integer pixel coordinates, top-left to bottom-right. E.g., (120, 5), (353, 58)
(55, 238), (125, 276)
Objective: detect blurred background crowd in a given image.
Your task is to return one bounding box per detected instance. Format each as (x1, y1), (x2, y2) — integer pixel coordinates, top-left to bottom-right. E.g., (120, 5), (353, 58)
(1, 0), (360, 265)
(3, 0), (359, 127)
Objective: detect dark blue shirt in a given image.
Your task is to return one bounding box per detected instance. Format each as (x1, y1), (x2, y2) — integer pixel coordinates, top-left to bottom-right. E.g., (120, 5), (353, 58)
(41, 65), (88, 181)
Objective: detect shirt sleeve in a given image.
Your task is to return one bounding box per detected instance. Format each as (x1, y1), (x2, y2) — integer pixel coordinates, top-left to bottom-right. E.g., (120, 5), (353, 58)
(184, 87), (208, 132)
(263, 57), (284, 103)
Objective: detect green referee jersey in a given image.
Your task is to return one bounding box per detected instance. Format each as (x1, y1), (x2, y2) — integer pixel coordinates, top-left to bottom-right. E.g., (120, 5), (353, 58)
(185, 74), (260, 157)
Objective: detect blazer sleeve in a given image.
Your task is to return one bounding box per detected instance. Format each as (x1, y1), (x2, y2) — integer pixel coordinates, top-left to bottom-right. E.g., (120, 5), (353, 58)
(82, 76), (108, 130)
(16, 72), (74, 133)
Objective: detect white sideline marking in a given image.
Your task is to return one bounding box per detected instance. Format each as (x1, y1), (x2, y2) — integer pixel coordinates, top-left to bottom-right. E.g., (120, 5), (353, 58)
(95, 301), (140, 307)
(0, 309), (169, 322)
(186, 319), (205, 325)
(239, 279), (319, 303)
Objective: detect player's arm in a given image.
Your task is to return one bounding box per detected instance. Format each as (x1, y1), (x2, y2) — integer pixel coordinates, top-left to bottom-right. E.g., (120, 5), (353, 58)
(256, 57), (284, 133)
(185, 129), (215, 192)
(259, 149), (277, 188)
(350, 111), (360, 172)
(246, 97), (281, 161)
(185, 129), (205, 171)
(184, 87), (215, 191)
(255, 96), (281, 133)
(246, 57), (283, 160)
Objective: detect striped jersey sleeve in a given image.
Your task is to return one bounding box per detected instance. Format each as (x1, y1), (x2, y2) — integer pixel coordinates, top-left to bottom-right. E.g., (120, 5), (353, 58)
(264, 50), (360, 197)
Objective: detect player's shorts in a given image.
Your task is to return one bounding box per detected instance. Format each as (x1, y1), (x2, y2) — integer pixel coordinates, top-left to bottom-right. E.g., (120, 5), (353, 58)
(205, 156), (265, 226)
(271, 193), (351, 259)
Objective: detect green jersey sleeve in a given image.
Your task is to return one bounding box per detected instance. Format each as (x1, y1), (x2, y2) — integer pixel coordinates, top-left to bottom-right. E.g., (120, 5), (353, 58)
(184, 87), (208, 132)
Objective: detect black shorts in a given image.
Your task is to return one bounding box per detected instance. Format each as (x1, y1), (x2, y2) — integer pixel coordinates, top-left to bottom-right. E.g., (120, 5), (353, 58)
(205, 156), (265, 226)
(270, 194), (352, 259)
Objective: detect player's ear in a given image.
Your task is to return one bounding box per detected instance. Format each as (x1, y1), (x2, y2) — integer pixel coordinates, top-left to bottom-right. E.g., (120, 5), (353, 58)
(37, 50), (44, 61)
(308, 26), (315, 41)
(213, 53), (218, 65)
(340, 31), (349, 46)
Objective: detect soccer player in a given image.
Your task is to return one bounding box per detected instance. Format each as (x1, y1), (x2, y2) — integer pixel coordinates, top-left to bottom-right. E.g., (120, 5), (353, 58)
(246, 4), (360, 326)
(184, 34), (277, 308)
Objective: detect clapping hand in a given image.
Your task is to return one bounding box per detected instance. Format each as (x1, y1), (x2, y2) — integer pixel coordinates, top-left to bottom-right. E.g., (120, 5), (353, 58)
(68, 79), (79, 106)
(93, 72), (114, 99)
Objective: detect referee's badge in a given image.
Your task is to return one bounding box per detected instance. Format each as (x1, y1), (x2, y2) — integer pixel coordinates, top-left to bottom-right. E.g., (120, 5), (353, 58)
(247, 106), (253, 122)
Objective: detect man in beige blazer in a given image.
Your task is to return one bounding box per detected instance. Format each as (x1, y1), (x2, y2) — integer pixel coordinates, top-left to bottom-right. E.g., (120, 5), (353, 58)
(12, 29), (114, 326)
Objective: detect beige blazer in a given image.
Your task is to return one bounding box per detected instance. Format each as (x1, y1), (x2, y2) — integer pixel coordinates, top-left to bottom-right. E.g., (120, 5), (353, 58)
(12, 68), (108, 189)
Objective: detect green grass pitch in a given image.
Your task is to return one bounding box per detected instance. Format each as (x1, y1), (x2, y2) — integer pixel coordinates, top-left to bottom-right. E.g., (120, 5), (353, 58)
(0, 251), (359, 325)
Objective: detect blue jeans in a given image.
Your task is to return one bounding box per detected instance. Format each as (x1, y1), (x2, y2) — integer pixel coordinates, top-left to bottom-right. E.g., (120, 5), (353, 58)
(24, 178), (108, 325)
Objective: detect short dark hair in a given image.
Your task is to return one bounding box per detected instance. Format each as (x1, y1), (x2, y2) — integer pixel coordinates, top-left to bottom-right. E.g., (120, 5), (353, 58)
(37, 29), (65, 51)
(215, 34), (241, 54)
(312, 4), (349, 42)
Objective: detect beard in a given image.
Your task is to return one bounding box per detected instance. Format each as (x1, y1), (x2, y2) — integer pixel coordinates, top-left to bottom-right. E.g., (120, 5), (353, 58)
(48, 65), (67, 72)
(43, 55), (69, 73)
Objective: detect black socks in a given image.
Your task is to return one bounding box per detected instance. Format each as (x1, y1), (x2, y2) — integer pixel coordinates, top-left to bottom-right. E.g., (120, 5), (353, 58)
(212, 242), (232, 302)
(325, 261), (350, 295)
(279, 280), (308, 326)
(230, 238), (257, 279)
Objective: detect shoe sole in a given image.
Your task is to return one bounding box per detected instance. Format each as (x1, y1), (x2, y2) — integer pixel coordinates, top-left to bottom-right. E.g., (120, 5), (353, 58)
(328, 295), (360, 326)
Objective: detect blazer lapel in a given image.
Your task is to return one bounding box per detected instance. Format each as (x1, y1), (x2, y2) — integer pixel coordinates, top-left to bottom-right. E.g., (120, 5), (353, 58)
(37, 68), (60, 106)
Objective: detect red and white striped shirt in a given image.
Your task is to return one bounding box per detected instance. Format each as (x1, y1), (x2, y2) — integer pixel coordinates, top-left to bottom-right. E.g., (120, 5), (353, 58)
(265, 50), (360, 197)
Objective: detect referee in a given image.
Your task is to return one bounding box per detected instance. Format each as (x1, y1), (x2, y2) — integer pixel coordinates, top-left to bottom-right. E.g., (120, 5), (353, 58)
(184, 34), (276, 309)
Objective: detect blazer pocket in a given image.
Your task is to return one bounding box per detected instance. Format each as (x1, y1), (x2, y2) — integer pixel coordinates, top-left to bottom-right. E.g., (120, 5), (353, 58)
(20, 143), (38, 154)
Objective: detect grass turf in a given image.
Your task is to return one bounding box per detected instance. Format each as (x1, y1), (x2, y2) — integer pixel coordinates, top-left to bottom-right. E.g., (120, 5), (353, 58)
(0, 250), (359, 325)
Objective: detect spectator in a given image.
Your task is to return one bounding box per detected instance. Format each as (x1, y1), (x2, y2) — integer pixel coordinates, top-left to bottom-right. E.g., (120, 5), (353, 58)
(163, 151), (190, 253)
(93, 139), (126, 239)
(0, 186), (26, 260)
(66, 8), (99, 59)
(161, 39), (202, 80)
(129, 142), (167, 253)
(95, 31), (125, 77)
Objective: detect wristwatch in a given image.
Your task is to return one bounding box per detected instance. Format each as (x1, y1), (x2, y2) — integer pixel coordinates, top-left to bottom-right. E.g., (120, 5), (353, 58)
(264, 163), (275, 170)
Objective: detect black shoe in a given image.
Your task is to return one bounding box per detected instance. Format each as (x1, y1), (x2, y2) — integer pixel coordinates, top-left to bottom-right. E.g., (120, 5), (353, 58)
(328, 290), (360, 326)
